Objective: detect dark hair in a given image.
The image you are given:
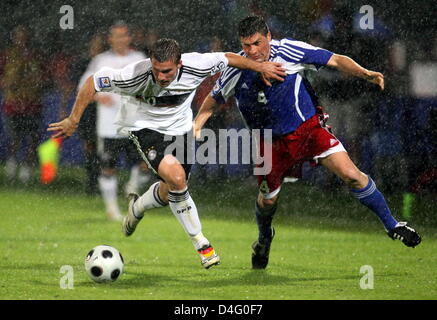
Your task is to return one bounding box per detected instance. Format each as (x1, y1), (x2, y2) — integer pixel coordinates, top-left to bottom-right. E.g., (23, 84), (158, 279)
(238, 16), (270, 38)
(150, 38), (181, 63)
(109, 20), (130, 35)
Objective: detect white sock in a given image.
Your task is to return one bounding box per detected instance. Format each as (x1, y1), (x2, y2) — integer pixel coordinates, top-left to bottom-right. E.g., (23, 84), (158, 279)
(133, 181), (167, 218)
(98, 175), (121, 216)
(168, 187), (204, 247)
(190, 232), (210, 251)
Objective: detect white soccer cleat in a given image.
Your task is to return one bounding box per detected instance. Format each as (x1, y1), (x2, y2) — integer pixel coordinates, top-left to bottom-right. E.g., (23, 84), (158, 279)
(197, 244), (220, 269)
(122, 193), (142, 236)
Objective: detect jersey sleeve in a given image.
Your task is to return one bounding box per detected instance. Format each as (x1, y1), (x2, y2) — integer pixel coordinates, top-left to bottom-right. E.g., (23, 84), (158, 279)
(182, 52), (229, 79)
(93, 59), (150, 94)
(211, 66), (242, 104)
(279, 39), (333, 69)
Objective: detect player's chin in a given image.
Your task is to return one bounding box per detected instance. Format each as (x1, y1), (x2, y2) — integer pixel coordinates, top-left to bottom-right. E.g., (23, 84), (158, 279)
(158, 81), (170, 87)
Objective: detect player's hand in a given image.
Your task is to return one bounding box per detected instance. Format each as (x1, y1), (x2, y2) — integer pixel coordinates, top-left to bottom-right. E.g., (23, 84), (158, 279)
(259, 61), (287, 86)
(47, 117), (79, 138)
(365, 71), (384, 90)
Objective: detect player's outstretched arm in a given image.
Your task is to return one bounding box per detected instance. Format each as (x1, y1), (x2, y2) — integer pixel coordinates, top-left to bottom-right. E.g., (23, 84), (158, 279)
(193, 94), (219, 139)
(224, 53), (286, 86)
(47, 76), (97, 138)
(327, 54), (384, 90)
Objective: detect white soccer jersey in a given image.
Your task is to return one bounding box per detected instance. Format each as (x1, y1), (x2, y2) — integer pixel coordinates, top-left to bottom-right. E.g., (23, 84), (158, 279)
(79, 50), (147, 138)
(93, 52), (229, 136)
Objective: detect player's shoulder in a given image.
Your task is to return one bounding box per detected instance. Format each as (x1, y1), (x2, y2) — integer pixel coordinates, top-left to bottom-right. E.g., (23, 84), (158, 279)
(125, 58), (151, 74)
(182, 52), (224, 68)
(277, 38), (318, 51)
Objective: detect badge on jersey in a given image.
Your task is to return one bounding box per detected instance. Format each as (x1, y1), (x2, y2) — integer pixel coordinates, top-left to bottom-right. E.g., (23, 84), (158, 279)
(98, 77), (111, 89)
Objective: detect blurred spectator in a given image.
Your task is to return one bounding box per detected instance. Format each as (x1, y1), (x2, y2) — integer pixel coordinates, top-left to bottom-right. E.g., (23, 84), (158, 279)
(409, 37), (437, 99)
(78, 22), (148, 221)
(131, 26), (147, 52)
(1, 25), (46, 183)
(131, 27), (159, 57)
(75, 32), (106, 195)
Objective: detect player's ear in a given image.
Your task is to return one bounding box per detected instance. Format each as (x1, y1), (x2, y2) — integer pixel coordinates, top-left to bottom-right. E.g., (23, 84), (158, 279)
(267, 32), (272, 42)
(177, 59), (182, 69)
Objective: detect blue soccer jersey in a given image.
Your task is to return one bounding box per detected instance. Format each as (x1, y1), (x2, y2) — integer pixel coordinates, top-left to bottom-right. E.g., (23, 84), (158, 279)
(212, 38), (333, 136)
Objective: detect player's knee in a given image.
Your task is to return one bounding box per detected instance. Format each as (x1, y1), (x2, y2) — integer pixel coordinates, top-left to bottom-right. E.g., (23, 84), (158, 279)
(258, 195), (278, 208)
(165, 174), (186, 191)
(341, 169), (366, 189)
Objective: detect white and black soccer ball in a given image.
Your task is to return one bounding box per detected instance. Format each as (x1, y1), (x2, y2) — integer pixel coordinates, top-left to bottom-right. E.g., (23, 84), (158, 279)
(84, 245), (124, 283)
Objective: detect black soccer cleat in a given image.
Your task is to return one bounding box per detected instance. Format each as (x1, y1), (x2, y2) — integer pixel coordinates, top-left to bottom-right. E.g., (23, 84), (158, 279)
(251, 227), (275, 269)
(387, 222), (422, 248)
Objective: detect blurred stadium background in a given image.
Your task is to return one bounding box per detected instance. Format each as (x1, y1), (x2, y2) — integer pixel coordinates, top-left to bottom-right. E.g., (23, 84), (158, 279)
(0, 0), (436, 215)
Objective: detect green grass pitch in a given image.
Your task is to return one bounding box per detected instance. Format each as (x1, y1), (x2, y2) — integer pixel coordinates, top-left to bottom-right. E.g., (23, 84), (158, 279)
(0, 168), (436, 300)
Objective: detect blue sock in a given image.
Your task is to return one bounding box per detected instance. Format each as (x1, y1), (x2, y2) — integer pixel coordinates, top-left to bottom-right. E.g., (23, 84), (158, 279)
(351, 176), (398, 231)
(255, 201), (277, 243)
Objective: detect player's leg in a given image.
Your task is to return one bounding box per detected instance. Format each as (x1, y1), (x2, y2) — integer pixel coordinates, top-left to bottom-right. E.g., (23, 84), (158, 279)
(251, 138), (288, 269)
(252, 191), (278, 269)
(318, 151), (421, 247)
(124, 129), (219, 268)
(123, 130), (169, 236)
(97, 138), (123, 221)
(158, 154), (220, 269)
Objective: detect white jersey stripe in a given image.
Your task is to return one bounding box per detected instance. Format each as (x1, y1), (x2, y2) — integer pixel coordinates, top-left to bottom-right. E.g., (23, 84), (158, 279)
(276, 50), (302, 62)
(278, 46), (304, 59)
(294, 74), (305, 121)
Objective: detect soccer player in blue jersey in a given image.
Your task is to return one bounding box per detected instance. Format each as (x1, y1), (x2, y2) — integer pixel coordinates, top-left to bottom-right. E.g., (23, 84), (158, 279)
(194, 16), (421, 269)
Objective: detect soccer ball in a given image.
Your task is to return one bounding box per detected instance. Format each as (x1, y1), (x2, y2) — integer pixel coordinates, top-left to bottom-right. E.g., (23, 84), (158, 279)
(84, 245), (124, 283)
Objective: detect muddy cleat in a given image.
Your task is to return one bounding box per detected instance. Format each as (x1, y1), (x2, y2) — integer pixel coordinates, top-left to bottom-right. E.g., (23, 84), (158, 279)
(198, 244), (220, 269)
(387, 222), (421, 248)
(252, 227), (275, 269)
(122, 193), (141, 236)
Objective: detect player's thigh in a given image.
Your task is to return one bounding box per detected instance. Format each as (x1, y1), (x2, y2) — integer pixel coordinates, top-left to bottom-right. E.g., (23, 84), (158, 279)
(256, 141), (291, 201)
(128, 128), (192, 183)
(318, 151), (367, 188)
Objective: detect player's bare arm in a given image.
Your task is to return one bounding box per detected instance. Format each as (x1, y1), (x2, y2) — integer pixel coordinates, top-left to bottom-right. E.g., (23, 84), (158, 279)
(193, 94), (219, 139)
(47, 76), (97, 138)
(327, 54), (384, 90)
(224, 52), (287, 86)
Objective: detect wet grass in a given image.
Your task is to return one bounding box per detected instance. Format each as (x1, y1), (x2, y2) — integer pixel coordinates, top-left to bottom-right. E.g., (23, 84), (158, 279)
(0, 165), (436, 300)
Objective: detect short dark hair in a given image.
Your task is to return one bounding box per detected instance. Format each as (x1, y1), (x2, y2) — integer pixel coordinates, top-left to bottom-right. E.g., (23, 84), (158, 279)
(150, 38), (181, 63)
(238, 16), (270, 38)
(109, 20), (130, 35)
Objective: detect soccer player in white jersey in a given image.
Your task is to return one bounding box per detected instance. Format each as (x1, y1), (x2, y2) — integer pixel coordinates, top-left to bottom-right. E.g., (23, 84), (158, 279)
(194, 16), (421, 269)
(78, 22), (148, 221)
(48, 38), (286, 269)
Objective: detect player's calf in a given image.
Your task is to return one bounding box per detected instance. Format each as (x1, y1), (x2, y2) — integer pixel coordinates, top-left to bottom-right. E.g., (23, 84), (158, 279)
(252, 227), (275, 269)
